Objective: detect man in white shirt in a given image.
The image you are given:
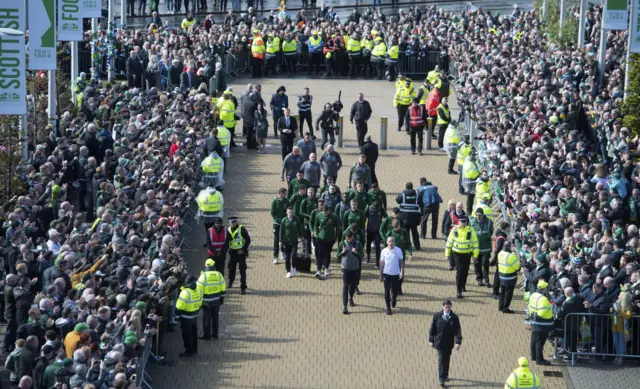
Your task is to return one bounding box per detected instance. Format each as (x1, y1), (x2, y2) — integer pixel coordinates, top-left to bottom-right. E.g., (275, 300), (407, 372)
(379, 236), (404, 315)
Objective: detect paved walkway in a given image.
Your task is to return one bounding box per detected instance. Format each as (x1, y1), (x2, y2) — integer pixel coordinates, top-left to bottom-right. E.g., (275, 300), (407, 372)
(152, 77), (571, 389)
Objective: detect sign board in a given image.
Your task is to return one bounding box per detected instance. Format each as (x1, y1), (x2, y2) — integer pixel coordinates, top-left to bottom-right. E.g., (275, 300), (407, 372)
(631, 0), (640, 52)
(83, 0), (101, 18)
(0, 4), (27, 115)
(603, 0), (629, 30)
(29, 0), (57, 70)
(58, 0), (84, 41)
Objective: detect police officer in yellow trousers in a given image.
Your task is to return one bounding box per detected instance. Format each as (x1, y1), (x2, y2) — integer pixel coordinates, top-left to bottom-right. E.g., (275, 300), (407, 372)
(497, 242), (520, 313)
(226, 217), (252, 294)
(445, 215), (479, 298)
(504, 358), (541, 389)
(175, 275), (203, 357)
(529, 280), (554, 365)
(197, 259), (227, 340)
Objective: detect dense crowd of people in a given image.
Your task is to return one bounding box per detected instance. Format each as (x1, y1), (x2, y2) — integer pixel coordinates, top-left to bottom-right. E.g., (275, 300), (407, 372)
(9, 3), (640, 389)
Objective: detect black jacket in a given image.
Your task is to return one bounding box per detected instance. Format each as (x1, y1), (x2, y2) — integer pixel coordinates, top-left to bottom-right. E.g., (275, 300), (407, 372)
(429, 310), (462, 352)
(277, 116), (298, 139)
(360, 140), (379, 166)
(349, 100), (372, 122)
(556, 294), (585, 332)
(242, 97), (258, 127)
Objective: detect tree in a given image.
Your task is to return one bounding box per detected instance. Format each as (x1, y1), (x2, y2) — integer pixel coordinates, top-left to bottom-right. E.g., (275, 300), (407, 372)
(534, 0), (580, 48)
(623, 54), (640, 137)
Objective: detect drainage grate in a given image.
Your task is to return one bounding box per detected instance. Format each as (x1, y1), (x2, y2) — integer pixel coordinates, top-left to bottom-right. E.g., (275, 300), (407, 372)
(543, 371), (563, 378)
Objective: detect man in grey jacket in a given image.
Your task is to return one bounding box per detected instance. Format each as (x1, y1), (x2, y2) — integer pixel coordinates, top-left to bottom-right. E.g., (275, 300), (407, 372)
(299, 153), (322, 190)
(337, 231), (364, 314)
(296, 132), (317, 161)
(281, 146), (304, 183)
(319, 144), (343, 185)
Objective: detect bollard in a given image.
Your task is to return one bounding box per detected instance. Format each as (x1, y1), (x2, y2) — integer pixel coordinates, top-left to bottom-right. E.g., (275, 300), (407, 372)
(293, 114), (300, 137)
(380, 116), (388, 150)
(426, 117), (434, 150)
(337, 115), (344, 147)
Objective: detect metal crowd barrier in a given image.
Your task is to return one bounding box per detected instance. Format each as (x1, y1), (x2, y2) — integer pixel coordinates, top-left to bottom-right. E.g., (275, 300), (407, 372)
(561, 312), (640, 365)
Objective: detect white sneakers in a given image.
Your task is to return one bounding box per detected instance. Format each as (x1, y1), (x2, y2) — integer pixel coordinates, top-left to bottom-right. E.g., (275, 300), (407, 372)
(286, 272), (292, 278)
(324, 268), (331, 277)
(292, 268), (297, 276)
(315, 270), (321, 278)
(273, 257), (278, 264)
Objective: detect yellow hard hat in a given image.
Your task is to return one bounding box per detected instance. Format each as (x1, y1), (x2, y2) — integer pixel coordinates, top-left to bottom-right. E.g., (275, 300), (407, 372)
(537, 280), (548, 289)
(326, 52), (332, 59)
(518, 357), (529, 367)
(205, 258), (215, 267)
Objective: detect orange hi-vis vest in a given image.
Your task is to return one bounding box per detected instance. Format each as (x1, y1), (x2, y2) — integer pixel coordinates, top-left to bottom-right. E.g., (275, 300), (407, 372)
(207, 226), (227, 256)
(408, 105), (424, 127)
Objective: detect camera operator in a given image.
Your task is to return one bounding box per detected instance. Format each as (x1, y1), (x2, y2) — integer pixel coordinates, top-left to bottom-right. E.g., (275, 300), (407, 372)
(316, 103), (339, 150)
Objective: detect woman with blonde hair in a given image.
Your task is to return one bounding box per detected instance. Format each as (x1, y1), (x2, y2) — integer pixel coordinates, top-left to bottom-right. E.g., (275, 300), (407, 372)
(611, 288), (633, 365)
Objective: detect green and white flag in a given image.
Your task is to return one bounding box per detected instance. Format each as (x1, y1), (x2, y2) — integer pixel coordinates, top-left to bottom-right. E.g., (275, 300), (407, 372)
(603, 0), (628, 30)
(29, 0), (57, 70)
(58, 0), (84, 41)
(0, 4), (26, 115)
(83, 0), (101, 18)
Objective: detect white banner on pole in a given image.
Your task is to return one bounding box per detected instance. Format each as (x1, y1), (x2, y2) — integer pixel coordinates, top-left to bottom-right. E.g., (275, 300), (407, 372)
(602, 0), (628, 30)
(83, 0), (101, 18)
(0, 4), (27, 115)
(29, 0), (57, 70)
(58, 0), (84, 41)
(631, 0), (640, 52)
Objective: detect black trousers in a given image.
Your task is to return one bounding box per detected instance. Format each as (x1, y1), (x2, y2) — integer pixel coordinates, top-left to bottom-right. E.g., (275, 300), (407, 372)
(349, 55), (361, 76)
(180, 317), (198, 354)
(342, 269), (358, 306)
(437, 349), (451, 383)
(285, 56), (297, 76)
(303, 224), (312, 257)
(201, 302), (220, 338)
(183, 0), (189, 12)
(315, 239), (334, 271)
(420, 204), (439, 239)
(138, 0), (147, 13)
(492, 269), (501, 295)
(264, 56), (277, 76)
(361, 56), (372, 77)
(530, 330), (549, 361)
(299, 111), (313, 137)
(437, 124), (448, 149)
(366, 231), (381, 266)
(448, 158), (456, 173)
(404, 213), (421, 250)
(309, 53), (322, 75)
(397, 105), (409, 130)
(474, 252), (491, 282)
(209, 253), (226, 277)
(251, 57), (263, 78)
(453, 252), (471, 294)
(280, 135), (294, 160)
(2, 318), (16, 353)
(410, 125), (424, 151)
(282, 243), (297, 272)
(128, 0), (137, 14)
(466, 193), (475, 215)
(355, 120), (368, 147)
(383, 274), (400, 309)
(228, 251), (247, 290)
(498, 282), (515, 311)
(273, 223), (281, 258)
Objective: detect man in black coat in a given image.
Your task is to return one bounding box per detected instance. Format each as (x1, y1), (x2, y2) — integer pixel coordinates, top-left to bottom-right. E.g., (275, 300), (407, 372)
(180, 66), (198, 92)
(555, 287), (585, 353)
(349, 93), (373, 147)
(84, 124), (100, 158)
(584, 282), (612, 363)
(242, 93), (258, 146)
(429, 300), (462, 387)
(126, 50), (144, 88)
(360, 135), (379, 184)
(277, 108), (298, 160)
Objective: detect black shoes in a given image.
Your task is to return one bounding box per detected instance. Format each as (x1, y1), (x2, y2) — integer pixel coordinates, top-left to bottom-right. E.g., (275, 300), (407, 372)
(386, 308), (392, 315)
(536, 359), (551, 366)
(491, 294), (500, 299)
(179, 352), (195, 357)
(456, 293), (464, 299)
(343, 306), (349, 315)
(349, 299), (355, 307)
(502, 309), (514, 314)
(478, 280), (484, 286)
(355, 287), (361, 295)
(240, 289), (247, 295)
(391, 299), (396, 308)
(199, 336), (211, 340)
(448, 170), (458, 175)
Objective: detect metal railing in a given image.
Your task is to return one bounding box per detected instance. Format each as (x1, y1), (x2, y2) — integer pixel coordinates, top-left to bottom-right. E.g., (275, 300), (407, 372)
(560, 311), (640, 365)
